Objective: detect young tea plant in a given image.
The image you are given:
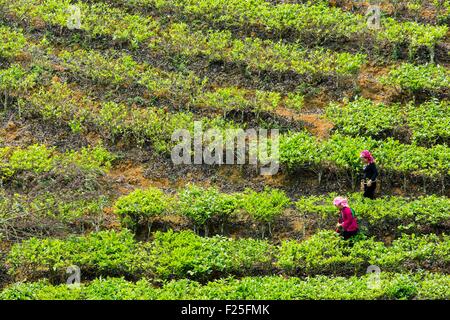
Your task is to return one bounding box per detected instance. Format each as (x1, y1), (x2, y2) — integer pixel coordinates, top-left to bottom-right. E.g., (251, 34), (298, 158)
(177, 184), (239, 236)
(114, 188), (172, 236)
(239, 187), (291, 238)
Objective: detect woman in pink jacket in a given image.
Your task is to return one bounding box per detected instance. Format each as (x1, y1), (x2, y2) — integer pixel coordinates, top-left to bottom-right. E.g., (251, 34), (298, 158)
(333, 196), (359, 240)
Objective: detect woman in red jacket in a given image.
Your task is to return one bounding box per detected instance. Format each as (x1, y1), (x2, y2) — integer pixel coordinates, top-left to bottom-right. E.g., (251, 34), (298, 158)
(333, 196), (359, 240)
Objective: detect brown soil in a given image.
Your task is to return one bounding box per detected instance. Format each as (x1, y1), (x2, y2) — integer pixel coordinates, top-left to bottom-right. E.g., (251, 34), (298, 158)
(273, 105), (334, 140)
(272, 106), (302, 122)
(101, 207), (122, 230)
(0, 120), (36, 147)
(0, 242), (12, 290)
(298, 114), (334, 140)
(303, 91), (332, 111)
(1, 121), (20, 142)
(85, 131), (102, 146)
(358, 64), (397, 104)
(108, 161), (154, 194)
(391, 187), (407, 197)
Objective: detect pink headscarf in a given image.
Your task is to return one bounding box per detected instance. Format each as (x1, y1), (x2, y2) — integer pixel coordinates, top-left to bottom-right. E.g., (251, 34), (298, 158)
(333, 196), (349, 208)
(360, 150), (375, 164)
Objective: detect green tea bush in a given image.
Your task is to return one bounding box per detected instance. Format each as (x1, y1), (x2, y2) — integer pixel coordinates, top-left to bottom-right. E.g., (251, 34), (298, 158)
(384, 273), (419, 300)
(415, 272), (450, 299)
(62, 144), (114, 172)
(144, 230), (275, 280)
(6, 144), (55, 175)
(160, 23), (366, 77)
(323, 134), (377, 173)
(326, 97), (450, 146)
(0, 26), (26, 59)
(56, 47), (302, 118)
(58, 49), (142, 86)
(375, 233), (450, 270)
(277, 230), (450, 275)
(239, 187), (290, 236)
(23, 80), (93, 133)
(107, 0), (447, 57)
(0, 144), (113, 182)
(295, 193), (450, 233)
(114, 188), (172, 233)
(110, 186), (448, 236)
(1, 0), (367, 80)
(6, 229), (143, 281)
(407, 99), (450, 145)
(0, 191), (110, 230)
(377, 18), (448, 59)
(381, 63), (450, 93)
(277, 231), (362, 275)
(5, 229), (450, 282)
(2, 272), (449, 300)
(0, 277), (157, 300)
(279, 131), (324, 171)
(194, 87), (283, 116)
(326, 97), (402, 138)
(0, 64), (38, 110)
(278, 130), (450, 180)
(177, 184), (239, 235)
(57, 48), (202, 103)
(22, 78), (243, 154)
(0, 0), (159, 48)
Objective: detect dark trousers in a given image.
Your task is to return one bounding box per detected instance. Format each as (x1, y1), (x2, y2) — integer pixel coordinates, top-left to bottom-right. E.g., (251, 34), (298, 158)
(342, 229), (359, 240)
(364, 182), (376, 199)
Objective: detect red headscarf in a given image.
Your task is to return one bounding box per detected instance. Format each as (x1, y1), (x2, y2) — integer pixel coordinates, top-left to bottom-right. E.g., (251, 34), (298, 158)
(360, 150), (375, 164)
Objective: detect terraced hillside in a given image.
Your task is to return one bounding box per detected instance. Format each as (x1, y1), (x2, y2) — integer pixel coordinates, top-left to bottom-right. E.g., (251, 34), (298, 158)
(0, 0), (449, 300)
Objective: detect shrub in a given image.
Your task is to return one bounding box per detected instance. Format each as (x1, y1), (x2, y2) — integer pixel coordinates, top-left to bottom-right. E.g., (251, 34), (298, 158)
(381, 63), (450, 93)
(295, 193), (450, 233)
(7, 144), (55, 175)
(114, 188), (172, 233)
(407, 99), (450, 145)
(0, 64), (38, 109)
(279, 131), (324, 171)
(278, 130), (450, 180)
(277, 231), (361, 275)
(144, 230), (274, 280)
(326, 97), (402, 138)
(384, 274), (419, 300)
(416, 273), (450, 299)
(0, 144), (114, 182)
(3, 273), (448, 300)
(0, 26), (26, 59)
(6, 230), (143, 281)
(5, 230), (450, 282)
(177, 184), (239, 235)
(239, 187), (291, 237)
